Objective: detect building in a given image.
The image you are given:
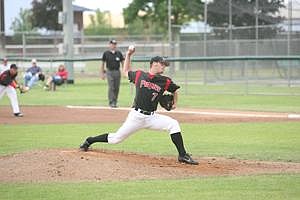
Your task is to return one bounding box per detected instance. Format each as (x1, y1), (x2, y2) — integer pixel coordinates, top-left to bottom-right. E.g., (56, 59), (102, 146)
(73, 4), (94, 32)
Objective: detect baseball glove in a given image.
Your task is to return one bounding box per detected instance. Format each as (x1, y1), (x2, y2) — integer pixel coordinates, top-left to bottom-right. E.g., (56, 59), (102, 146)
(17, 84), (29, 93)
(159, 91), (174, 111)
(38, 73), (45, 81)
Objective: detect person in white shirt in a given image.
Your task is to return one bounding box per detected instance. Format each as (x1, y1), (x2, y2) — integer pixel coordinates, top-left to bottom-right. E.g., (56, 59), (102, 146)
(0, 57), (9, 73)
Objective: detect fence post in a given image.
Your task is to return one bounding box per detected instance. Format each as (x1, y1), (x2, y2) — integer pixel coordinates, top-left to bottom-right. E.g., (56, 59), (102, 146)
(244, 60), (249, 95)
(22, 33), (26, 58)
(288, 61), (291, 87)
(184, 62), (188, 95)
(203, 61), (207, 85)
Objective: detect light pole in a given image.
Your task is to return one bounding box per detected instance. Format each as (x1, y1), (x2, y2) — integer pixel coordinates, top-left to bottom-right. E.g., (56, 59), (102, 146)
(229, 0), (232, 40)
(0, 0), (5, 56)
(255, 0), (259, 55)
(204, 0), (208, 84)
(168, 0), (172, 54)
(287, 0), (292, 87)
(63, 0), (74, 84)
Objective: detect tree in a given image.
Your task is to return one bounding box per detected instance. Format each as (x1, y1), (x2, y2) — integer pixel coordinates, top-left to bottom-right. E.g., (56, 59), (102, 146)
(30, 0), (62, 31)
(207, 0), (285, 39)
(84, 9), (115, 35)
(10, 8), (35, 32)
(123, 0), (204, 35)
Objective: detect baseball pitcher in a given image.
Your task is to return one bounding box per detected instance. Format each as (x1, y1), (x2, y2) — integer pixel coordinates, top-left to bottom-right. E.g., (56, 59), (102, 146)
(80, 46), (198, 165)
(0, 64), (27, 117)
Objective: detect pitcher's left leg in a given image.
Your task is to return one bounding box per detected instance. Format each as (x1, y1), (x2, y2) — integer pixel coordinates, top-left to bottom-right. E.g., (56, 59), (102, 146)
(147, 113), (198, 165)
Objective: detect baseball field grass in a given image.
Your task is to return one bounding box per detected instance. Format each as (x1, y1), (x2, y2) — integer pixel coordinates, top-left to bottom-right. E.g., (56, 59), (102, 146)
(1, 123), (300, 161)
(1, 77), (300, 200)
(1, 175), (299, 200)
(1, 77), (300, 112)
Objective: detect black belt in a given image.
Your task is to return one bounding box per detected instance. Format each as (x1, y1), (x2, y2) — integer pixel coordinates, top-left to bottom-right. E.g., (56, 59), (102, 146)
(134, 108), (154, 115)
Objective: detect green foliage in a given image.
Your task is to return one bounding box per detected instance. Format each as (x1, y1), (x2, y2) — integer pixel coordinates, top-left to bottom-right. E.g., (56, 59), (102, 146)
(30, 0), (62, 31)
(84, 9), (110, 35)
(207, 0), (285, 39)
(0, 175), (300, 200)
(123, 0), (204, 35)
(127, 18), (145, 35)
(84, 9), (127, 35)
(9, 8), (38, 43)
(10, 8), (35, 32)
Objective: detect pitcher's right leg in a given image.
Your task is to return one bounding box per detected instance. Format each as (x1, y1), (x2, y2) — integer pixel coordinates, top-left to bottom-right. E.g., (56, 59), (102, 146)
(80, 109), (144, 151)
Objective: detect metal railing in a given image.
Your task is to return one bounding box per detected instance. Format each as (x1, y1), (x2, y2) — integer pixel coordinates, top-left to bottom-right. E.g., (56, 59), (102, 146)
(4, 56), (300, 96)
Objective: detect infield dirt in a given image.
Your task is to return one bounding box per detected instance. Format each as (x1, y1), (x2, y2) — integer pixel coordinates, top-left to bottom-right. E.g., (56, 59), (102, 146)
(0, 105), (299, 183)
(1, 105), (299, 124)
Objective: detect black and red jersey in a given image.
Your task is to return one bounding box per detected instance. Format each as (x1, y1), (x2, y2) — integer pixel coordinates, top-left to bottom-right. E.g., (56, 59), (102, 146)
(128, 70), (180, 112)
(0, 70), (17, 86)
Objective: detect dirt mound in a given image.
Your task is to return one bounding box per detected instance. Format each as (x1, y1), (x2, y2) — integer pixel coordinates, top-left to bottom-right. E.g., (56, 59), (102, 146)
(0, 149), (299, 183)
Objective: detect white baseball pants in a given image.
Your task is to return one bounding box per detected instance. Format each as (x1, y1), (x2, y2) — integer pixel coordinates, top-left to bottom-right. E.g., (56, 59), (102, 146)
(108, 108), (181, 144)
(0, 85), (20, 114)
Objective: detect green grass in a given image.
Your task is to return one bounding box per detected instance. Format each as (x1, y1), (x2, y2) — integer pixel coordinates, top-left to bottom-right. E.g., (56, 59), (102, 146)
(1, 78), (300, 112)
(1, 122), (299, 162)
(0, 175), (299, 200)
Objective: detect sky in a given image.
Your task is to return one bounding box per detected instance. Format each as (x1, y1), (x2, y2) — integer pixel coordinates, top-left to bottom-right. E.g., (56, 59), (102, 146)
(4, 0), (132, 33)
(73, 0), (132, 13)
(3, 0), (300, 33)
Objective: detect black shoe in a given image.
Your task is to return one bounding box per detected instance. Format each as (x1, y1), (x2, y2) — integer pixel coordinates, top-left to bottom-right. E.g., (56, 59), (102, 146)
(14, 113), (24, 117)
(178, 153), (199, 165)
(43, 85), (50, 91)
(79, 139), (90, 152)
(109, 103), (117, 108)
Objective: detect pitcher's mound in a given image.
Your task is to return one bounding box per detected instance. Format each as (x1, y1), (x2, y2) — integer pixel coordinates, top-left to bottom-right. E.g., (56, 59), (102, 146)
(0, 149), (300, 183)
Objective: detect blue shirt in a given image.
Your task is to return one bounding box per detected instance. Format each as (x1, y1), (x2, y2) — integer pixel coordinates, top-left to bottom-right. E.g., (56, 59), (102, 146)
(26, 66), (42, 75)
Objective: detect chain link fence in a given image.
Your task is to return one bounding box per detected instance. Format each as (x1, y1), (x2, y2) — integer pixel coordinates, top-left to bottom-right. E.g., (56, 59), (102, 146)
(1, 23), (300, 95)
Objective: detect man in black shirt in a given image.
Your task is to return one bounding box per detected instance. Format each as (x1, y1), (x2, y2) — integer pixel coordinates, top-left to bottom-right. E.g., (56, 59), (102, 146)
(80, 46), (198, 165)
(101, 39), (124, 108)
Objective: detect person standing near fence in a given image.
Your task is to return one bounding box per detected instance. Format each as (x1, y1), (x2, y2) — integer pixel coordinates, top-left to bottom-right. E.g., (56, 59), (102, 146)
(100, 39), (124, 108)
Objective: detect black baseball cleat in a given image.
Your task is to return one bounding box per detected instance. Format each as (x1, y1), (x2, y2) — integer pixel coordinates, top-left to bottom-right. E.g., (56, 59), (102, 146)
(178, 153), (199, 165)
(14, 113), (24, 117)
(79, 139), (90, 152)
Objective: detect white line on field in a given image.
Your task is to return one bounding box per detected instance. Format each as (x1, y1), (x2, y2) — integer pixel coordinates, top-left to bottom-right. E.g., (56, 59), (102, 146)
(66, 105), (300, 119)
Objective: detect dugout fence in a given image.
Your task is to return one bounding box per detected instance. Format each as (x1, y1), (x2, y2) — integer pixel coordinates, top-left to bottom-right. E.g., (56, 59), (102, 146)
(5, 56), (300, 96)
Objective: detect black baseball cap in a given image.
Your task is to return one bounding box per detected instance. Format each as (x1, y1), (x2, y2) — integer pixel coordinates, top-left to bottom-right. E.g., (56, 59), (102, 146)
(10, 64), (18, 69)
(150, 56), (170, 66)
(109, 39), (117, 44)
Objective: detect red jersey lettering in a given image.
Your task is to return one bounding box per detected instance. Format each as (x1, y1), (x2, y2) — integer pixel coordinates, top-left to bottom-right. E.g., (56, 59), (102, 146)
(140, 80), (161, 92)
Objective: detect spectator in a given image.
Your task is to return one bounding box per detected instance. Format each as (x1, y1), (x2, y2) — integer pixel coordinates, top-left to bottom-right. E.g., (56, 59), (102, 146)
(101, 39), (124, 108)
(0, 57), (9, 73)
(44, 64), (68, 91)
(24, 59), (43, 89)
